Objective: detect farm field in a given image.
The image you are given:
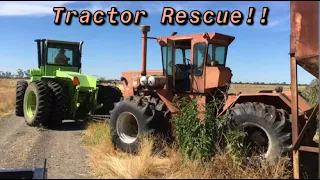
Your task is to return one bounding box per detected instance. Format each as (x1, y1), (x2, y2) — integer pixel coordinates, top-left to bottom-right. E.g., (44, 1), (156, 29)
(229, 84), (306, 93)
(0, 79), (19, 118)
(0, 78), (316, 179)
(0, 78), (305, 118)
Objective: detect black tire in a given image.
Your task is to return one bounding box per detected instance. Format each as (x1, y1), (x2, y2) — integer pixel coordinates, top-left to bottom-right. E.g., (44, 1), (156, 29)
(44, 81), (68, 128)
(109, 95), (170, 154)
(23, 81), (52, 126)
(15, 80), (28, 117)
(95, 85), (122, 115)
(228, 102), (292, 163)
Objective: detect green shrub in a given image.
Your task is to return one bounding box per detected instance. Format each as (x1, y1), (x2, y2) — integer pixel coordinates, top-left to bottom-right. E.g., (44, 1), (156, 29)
(172, 96), (246, 162)
(225, 130), (246, 163)
(300, 79), (319, 129)
(300, 79), (319, 106)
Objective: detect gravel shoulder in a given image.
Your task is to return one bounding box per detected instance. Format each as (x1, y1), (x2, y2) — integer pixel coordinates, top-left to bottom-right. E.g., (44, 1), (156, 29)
(0, 115), (91, 179)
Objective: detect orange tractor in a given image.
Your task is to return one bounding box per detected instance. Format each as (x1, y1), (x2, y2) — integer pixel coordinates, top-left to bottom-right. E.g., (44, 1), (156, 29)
(109, 6), (318, 163)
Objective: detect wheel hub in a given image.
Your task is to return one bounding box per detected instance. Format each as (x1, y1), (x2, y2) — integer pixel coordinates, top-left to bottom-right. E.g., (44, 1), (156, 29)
(116, 112), (139, 144)
(26, 91), (37, 118)
(243, 123), (270, 159)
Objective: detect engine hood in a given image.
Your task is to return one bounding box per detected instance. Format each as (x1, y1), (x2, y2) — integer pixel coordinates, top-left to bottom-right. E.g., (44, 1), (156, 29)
(55, 70), (97, 88)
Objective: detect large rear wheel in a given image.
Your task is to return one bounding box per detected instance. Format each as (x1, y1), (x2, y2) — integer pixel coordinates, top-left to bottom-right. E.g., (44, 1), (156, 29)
(95, 85), (122, 115)
(43, 81), (68, 128)
(15, 80), (28, 117)
(228, 102), (292, 163)
(23, 81), (52, 126)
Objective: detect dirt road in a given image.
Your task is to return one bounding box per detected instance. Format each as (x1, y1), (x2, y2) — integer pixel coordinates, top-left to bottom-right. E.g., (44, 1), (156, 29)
(0, 115), (92, 179)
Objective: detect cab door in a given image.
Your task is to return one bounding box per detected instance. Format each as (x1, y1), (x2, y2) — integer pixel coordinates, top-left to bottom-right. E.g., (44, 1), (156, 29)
(166, 39), (175, 93)
(191, 38), (207, 93)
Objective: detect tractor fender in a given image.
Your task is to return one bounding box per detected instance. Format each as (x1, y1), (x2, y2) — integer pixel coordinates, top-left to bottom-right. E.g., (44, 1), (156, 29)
(219, 91), (313, 117)
(156, 90), (180, 114)
(30, 68), (41, 76)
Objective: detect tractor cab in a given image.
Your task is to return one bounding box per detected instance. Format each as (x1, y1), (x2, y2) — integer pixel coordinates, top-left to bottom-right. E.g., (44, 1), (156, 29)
(157, 32), (235, 93)
(34, 39), (83, 77)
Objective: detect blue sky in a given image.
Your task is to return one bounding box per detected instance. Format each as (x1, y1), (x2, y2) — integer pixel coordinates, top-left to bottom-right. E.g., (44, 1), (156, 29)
(0, 1), (315, 84)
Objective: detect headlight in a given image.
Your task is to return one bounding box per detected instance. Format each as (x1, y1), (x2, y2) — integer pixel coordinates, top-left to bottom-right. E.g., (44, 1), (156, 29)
(148, 76), (155, 86)
(140, 76), (148, 86)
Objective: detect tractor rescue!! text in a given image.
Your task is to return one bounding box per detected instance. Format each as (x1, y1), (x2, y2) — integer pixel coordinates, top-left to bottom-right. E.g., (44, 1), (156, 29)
(53, 7), (269, 26)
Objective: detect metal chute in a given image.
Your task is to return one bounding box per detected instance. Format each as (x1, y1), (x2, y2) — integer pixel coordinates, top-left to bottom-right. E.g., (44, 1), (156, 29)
(291, 1), (319, 78)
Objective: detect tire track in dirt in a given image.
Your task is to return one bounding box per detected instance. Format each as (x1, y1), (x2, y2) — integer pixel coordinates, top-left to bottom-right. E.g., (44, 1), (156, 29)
(0, 115), (40, 169)
(0, 115), (92, 179)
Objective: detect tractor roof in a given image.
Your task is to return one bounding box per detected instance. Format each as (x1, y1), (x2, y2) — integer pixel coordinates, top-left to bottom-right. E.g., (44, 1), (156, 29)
(46, 39), (81, 45)
(156, 32), (235, 46)
(34, 39), (82, 45)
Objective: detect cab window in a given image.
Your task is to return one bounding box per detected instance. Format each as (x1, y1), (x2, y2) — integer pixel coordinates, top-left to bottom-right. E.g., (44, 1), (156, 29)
(161, 46), (167, 73)
(47, 48), (74, 65)
(161, 45), (173, 75)
(207, 44), (227, 66)
(185, 49), (190, 61)
(46, 43), (79, 66)
(193, 43), (206, 76)
(175, 48), (184, 64)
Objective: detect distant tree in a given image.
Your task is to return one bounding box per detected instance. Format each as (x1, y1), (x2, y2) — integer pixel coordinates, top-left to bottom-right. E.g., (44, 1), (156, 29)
(5, 71), (13, 78)
(24, 69), (30, 78)
(17, 69), (24, 78)
(98, 77), (106, 81)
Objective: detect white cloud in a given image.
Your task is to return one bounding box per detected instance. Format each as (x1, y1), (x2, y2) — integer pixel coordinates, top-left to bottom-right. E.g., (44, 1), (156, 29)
(260, 15), (289, 31)
(142, 1), (223, 14)
(233, 2), (289, 31)
(84, 1), (224, 14)
(265, 1), (289, 11)
(0, 1), (78, 16)
(264, 20), (281, 28)
(86, 1), (130, 13)
(239, 1), (289, 12)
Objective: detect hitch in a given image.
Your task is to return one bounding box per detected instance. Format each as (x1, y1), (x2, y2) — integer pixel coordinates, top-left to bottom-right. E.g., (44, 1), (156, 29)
(89, 114), (111, 123)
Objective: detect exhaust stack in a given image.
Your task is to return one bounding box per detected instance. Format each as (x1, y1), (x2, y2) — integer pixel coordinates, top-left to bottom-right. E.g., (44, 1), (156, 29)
(140, 25), (150, 76)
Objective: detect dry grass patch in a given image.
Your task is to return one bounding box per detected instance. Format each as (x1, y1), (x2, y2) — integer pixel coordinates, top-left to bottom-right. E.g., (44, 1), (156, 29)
(0, 79), (19, 117)
(229, 84), (306, 93)
(83, 122), (292, 179)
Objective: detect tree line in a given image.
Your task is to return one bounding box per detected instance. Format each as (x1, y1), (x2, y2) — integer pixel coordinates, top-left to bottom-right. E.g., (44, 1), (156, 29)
(232, 81), (308, 86)
(0, 69), (309, 86)
(0, 69), (30, 79)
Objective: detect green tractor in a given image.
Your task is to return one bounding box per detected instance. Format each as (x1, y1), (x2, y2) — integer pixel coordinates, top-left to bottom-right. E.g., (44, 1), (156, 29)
(15, 39), (122, 128)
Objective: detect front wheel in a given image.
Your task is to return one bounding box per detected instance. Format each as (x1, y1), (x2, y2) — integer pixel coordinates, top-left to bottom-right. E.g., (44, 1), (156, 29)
(109, 96), (155, 154)
(228, 102), (292, 163)
(23, 81), (52, 126)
